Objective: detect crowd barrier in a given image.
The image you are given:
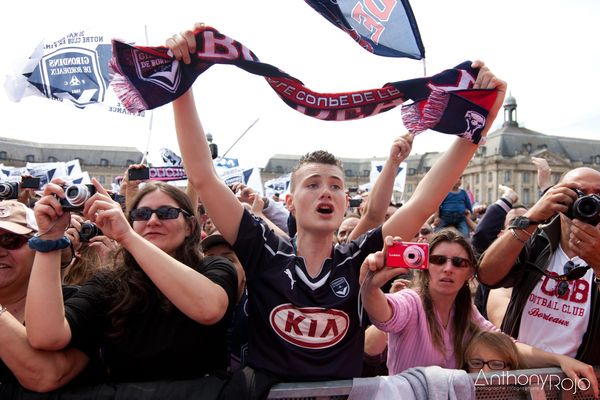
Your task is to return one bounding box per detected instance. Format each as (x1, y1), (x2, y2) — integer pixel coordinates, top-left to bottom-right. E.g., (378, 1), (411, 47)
(267, 367), (600, 400)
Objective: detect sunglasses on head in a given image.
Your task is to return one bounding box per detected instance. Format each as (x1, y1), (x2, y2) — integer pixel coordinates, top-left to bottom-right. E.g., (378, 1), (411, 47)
(129, 206), (191, 221)
(429, 254), (471, 268)
(0, 231), (30, 250)
(419, 228), (432, 235)
(467, 359), (509, 371)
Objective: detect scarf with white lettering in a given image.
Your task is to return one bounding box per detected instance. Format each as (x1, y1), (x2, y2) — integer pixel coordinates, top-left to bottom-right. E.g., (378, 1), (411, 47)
(110, 26), (497, 144)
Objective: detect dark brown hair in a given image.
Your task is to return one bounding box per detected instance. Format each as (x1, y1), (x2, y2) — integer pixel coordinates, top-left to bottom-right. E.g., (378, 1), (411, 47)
(102, 182), (201, 339)
(290, 150), (343, 192)
(414, 228), (479, 367)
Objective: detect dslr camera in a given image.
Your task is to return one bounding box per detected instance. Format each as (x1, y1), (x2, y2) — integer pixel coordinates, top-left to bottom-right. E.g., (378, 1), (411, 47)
(79, 222), (103, 242)
(386, 241), (429, 270)
(0, 177), (41, 200)
(567, 189), (600, 225)
(60, 184), (96, 211)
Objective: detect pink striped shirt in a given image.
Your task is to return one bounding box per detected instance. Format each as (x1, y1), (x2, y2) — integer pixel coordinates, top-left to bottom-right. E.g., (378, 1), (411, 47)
(373, 289), (497, 375)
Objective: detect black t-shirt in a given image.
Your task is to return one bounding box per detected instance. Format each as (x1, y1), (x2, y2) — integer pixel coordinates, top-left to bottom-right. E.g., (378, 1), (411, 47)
(64, 256), (237, 383)
(233, 209), (383, 381)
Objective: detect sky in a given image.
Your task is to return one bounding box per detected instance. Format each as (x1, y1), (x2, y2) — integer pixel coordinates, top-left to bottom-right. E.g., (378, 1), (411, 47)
(1, 0), (599, 170)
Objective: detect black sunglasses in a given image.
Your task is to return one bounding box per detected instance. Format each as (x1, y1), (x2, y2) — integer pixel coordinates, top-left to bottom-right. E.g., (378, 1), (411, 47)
(130, 206), (191, 221)
(467, 359), (509, 371)
(0, 231), (30, 250)
(429, 254), (471, 268)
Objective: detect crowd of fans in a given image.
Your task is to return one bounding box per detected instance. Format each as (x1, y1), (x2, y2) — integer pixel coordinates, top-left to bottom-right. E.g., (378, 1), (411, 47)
(0, 27), (599, 400)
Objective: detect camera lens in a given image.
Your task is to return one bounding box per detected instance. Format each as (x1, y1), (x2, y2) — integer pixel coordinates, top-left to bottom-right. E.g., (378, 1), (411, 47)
(573, 195), (600, 222)
(65, 184), (91, 207)
(0, 183), (18, 199)
(79, 222), (102, 242)
(403, 245), (425, 268)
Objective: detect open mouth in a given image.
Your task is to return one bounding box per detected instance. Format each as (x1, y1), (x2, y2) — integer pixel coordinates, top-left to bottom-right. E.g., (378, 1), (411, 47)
(317, 205), (333, 214)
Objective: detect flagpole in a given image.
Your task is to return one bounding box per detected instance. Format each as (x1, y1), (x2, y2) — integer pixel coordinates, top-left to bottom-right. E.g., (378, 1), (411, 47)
(139, 24), (153, 166)
(220, 118), (260, 159)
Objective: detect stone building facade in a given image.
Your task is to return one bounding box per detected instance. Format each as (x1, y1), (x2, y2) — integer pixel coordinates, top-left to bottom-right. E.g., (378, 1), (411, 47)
(0, 137), (143, 188)
(264, 96), (600, 208)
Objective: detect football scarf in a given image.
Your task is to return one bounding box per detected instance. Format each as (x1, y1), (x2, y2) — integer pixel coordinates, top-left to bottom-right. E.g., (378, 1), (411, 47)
(110, 26), (497, 144)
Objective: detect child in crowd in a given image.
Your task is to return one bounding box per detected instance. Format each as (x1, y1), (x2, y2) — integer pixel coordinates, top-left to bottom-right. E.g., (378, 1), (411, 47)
(464, 330), (524, 373)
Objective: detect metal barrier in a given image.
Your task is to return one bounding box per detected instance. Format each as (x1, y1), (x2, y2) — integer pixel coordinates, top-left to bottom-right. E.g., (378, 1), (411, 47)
(267, 367), (600, 400)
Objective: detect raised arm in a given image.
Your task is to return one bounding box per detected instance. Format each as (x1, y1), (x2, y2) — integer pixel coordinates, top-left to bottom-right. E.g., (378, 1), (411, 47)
(359, 236), (409, 323)
(169, 26), (244, 245)
(478, 183), (577, 286)
(383, 61), (506, 240)
(26, 182), (74, 350)
(348, 134), (413, 242)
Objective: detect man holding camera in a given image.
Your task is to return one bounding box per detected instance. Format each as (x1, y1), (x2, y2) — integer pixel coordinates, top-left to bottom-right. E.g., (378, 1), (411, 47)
(478, 167), (600, 364)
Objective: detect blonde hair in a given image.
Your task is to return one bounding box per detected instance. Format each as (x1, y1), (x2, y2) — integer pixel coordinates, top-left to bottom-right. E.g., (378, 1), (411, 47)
(464, 331), (524, 370)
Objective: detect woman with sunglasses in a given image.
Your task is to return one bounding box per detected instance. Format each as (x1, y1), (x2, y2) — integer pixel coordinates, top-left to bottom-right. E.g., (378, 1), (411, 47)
(359, 229), (597, 392)
(25, 180), (238, 384)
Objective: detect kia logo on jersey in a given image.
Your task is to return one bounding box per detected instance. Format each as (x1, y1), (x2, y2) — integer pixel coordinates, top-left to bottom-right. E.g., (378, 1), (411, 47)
(269, 304), (349, 349)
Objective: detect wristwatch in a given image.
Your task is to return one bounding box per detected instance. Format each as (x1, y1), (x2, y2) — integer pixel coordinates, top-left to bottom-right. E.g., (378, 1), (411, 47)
(508, 216), (540, 230)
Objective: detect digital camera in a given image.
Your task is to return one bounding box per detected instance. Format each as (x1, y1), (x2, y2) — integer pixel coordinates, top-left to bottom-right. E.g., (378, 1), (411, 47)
(79, 222), (103, 242)
(0, 182), (19, 200)
(60, 184), (96, 211)
(386, 241), (429, 270)
(567, 189), (600, 225)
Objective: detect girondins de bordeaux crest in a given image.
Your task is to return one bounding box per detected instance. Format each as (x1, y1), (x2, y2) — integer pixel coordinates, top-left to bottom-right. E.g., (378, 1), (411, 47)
(31, 46), (111, 108)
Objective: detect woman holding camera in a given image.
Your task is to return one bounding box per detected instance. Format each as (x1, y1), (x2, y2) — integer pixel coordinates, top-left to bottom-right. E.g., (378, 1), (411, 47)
(360, 229), (597, 392)
(25, 180), (238, 383)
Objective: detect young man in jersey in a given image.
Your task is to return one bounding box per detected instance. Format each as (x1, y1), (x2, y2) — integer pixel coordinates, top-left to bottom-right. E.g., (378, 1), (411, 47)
(168, 27), (506, 381)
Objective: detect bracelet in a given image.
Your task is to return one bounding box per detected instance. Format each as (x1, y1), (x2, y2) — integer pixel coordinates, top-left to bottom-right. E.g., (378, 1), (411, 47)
(28, 236), (71, 253)
(509, 228), (527, 244)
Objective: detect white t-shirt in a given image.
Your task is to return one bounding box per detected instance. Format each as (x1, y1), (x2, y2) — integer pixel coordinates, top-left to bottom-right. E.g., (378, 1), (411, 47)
(518, 244), (593, 357)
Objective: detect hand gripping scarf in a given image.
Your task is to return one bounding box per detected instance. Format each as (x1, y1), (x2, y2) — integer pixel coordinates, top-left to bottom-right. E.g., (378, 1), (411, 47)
(110, 26), (497, 144)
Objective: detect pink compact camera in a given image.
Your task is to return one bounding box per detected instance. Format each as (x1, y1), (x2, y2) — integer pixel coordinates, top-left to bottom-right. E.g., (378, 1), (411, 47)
(386, 241), (429, 270)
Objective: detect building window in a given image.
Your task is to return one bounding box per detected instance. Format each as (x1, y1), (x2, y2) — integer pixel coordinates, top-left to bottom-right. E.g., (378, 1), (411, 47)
(275, 165), (284, 174)
(475, 173), (480, 184)
(595, 155), (600, 165)
(75, 157), (84, 165)
(98, 176), (106, 184)
(408, 168), (417, 176)
(487, 187), (492, 204)
(345, 169), (354, 177)
(126, 159), (135, 167)
(100, 158), (109, 167)
(522, 171), (530, 183)
(475, 189), (480, 203)
(47, 156), (58, 162)
(0, 151), (6, 160)
(406, 184), (413, 193)
(523, 188), (530, 206)
(487, 171), (493, 182)
(424, 167), (431, 173)
(25, 154), (35, 162)
(504, 170), (512, 183)
(363, 170), (370, 177)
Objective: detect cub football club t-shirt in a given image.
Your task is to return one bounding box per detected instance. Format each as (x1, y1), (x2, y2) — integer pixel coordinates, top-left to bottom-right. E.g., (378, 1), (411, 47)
(233, 210), (383, 381)
(518, 245), (592, 357)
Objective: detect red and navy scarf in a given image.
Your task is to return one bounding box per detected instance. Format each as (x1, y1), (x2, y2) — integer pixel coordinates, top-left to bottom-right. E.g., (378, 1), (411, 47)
(110, 26), (497, 144)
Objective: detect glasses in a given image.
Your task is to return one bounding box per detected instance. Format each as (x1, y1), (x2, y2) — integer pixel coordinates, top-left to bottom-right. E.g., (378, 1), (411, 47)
(557, 261), (577, 296)
(419, 228), (432, 236)
(467, 359), (509, 371)
(0, 231), (29, 250)
(429, 254), (471, 268)
(130, 206), (191, 221)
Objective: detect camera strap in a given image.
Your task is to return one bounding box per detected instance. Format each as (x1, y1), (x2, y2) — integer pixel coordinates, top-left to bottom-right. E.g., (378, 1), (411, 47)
(526, 261), (590, 282)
